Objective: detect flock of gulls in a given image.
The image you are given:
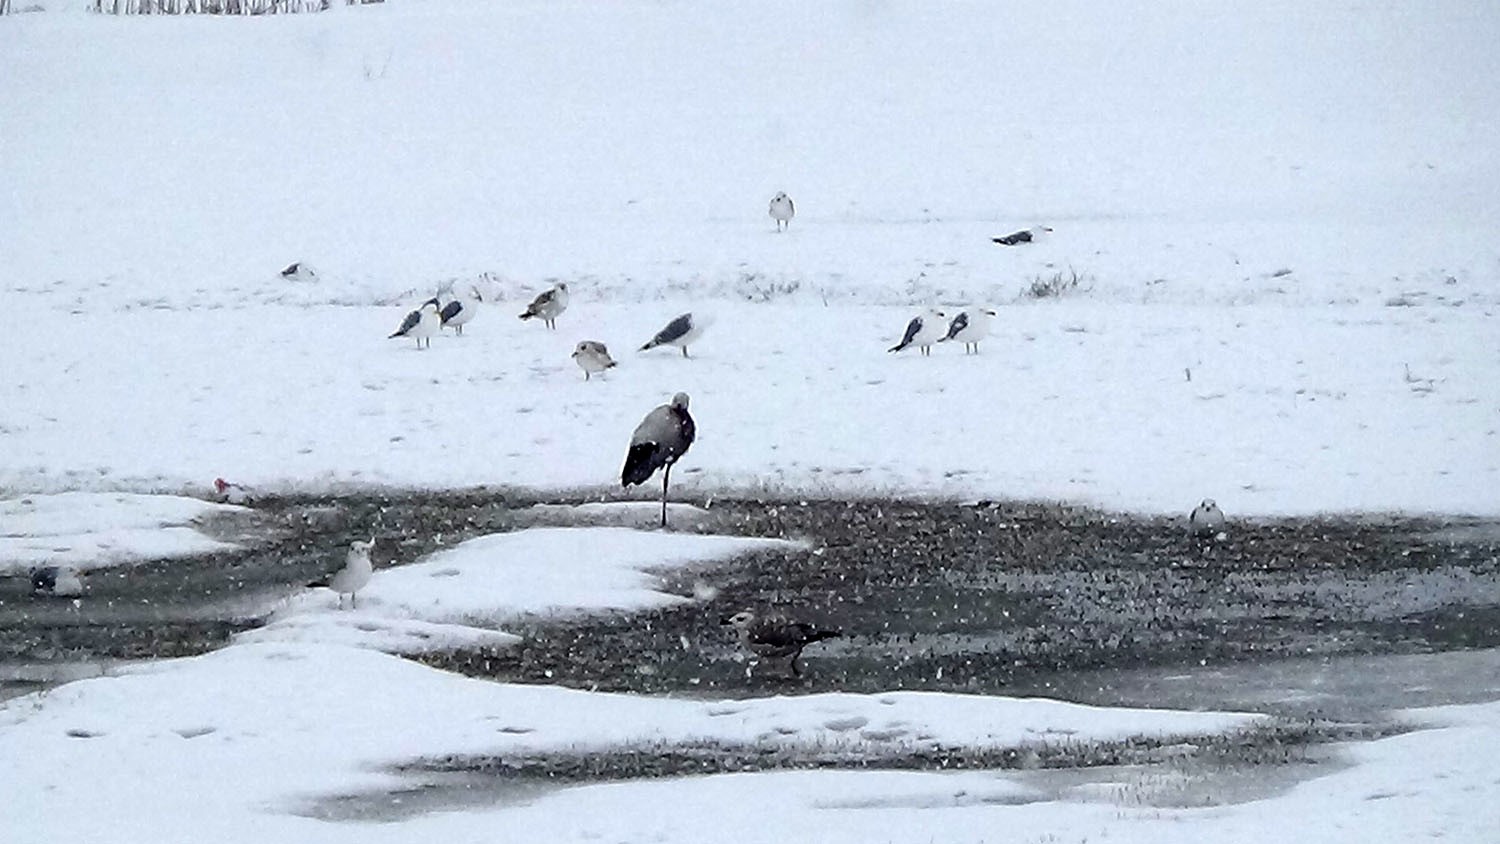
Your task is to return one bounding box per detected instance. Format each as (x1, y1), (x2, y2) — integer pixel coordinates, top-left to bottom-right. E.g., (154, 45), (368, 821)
(24, 195), (1233, 677)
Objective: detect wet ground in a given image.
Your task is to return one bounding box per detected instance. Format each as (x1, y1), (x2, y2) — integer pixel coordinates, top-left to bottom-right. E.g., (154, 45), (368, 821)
(3, 492), (1499, 807)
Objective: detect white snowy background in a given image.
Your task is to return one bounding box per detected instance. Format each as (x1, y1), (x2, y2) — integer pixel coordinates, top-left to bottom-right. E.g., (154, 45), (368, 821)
(2, 0), (1498, 841)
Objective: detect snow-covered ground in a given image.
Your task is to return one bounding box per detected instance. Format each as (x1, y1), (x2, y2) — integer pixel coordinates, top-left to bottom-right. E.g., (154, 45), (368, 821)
(3, 0), (1498, 839)
(0, 492), (245, 575)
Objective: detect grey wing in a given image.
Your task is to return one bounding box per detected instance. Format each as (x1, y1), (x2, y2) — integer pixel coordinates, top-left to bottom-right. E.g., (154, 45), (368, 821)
(440, 300), (464, 323)
(653, 314), (694, 345)
(631, 404), (674, 446)
(393, 309), (421, 335)
(531, 288), (556, 310)
(944, 312), (969, 340)
(899, 316), (922, 346)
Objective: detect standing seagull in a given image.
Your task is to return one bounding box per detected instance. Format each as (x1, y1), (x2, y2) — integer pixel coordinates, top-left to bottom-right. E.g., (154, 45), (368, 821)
(572, 340), (618, 380)
(769, 191), (795, 232)
(308, 539), (375, 609)
(722, 609), (841, 677)
(518, 282), (570, 329)
(888, 309), (948, 356)
(389, 299), (443, 349)
(991, 225), (1053, 246)
(1188, 499), (1227, 538)
(30, 566), (84, 598)
(640, 312), (712, 358)
(621, 392), (696, 528)
(439, 285), (485, 335)
(941, 307), (997, 354)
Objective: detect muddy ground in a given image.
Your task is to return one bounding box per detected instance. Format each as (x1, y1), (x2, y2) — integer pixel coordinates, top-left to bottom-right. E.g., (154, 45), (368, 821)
(4, 492), (1497, 708)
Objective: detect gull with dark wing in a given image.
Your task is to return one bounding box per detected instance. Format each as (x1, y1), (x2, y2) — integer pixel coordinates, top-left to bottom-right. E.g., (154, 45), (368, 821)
(991, 225), (1053, 246)
(640, 312), (712, 358)
(518, 282), (569, 329)
(888, 309), (948, 356)
(439, 284), (484, 335)
(621, 392), (696, 528)
(940, 307), (997, 354)
(722, 609), (841, 677)
(30, 566), (84, 598)
(389, 299), (442, 349)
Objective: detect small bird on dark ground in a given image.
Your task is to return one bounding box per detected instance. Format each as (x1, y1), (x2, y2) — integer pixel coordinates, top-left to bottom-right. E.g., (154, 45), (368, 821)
(722, 609), (841, 677)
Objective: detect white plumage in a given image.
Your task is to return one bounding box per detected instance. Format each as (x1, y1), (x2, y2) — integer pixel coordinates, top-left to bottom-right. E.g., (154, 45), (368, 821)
(572, 340), (618, 380)
(941, 307), (997, 354)
(888, 309), (948, 356)
(439, 285), (484, 335)
(310, 539), (375, 609)
(769, 191), (795, 231)
(518, 283), (569, 329)
(389, 299), (443, 349)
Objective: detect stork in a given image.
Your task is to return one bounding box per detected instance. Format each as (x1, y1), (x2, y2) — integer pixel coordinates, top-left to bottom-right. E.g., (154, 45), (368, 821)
(621, 392), (696, 528)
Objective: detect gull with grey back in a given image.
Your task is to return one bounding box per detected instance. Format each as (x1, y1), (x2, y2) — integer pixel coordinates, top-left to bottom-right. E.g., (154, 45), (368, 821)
(640, 312), (712, 358)
(518, 282), (569, 329)
(941, 306), (997, 354)
(888, 309), (948, 356)
(389, 299), (443, 349)
(621, 392), (696, 528)
(1188, 499), (1227, 538)
(572, 340), (617, 380)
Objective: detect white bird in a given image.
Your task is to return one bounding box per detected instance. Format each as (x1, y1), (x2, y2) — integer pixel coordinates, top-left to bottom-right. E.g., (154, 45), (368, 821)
(389, 299), (443, 349)
(769, 191), (795, 232)
(941, 307), (997, 354)
(640, 312), (712, 358)
(30, 566), (84, 598)
(279, 261), (318, 283)
(722, 609), (840, 677)
(888, 309), (948, 355)
(308, 539), (375, 609)
(1188, 499), (1227, 538)
(438, 285), (484, 335)
(518, 283), (569, 329)
(572, 340), (618, 380)
(991, 225), (1053, 246)
(213, 477), (253, 505)
(621, 392), (696, 528)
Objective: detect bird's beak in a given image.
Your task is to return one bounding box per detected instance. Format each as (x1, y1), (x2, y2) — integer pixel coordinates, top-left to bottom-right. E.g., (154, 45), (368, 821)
(719, 615), (735, 626)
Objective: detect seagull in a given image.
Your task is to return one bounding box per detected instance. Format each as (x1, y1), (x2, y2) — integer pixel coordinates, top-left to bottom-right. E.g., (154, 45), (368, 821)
(621, 392), (696, 528)
(769, 191), (795, 232)
(213, 477), (253, 505)
(888, 309), (948, 355)
(438, 285), (484, 335)
(518, 283), (569, 329)
(572, 340), (618, 380)
(30, 566), (84, 598)
(389, 299), (443, 349)
(940, 307), (997, 354)
(308, 539), (375, 609)
(279, 261), (318, 283)
(1188, 499), (1227, 538)
(991, 225), (1053, 246)
(722, 609), (841, 677)
(640, 312), (712, 358)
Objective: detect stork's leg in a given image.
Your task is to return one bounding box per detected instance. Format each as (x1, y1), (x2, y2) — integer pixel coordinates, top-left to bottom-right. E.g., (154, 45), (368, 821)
(660, 463), (672, 528)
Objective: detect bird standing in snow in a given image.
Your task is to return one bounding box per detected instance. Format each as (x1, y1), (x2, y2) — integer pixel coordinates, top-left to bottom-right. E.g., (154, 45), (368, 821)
(991, 225), (1053, 246)
(518, 283), (569, 329)
(438, 285), (484, 335)
(390, 299), (443, 349)
(572, 340), (618, 380)
(1188, 499), (1227, 538)
(640, 312), (712, 358)
(621, 392), (696, 528)
(769, 191), (795, 232)
(308, 539), (375, 609)
(722, 609), (841, 677)
(888, 309), (948, 355)
(30, 566), (84, 598)
(941, 307), (997, 354)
